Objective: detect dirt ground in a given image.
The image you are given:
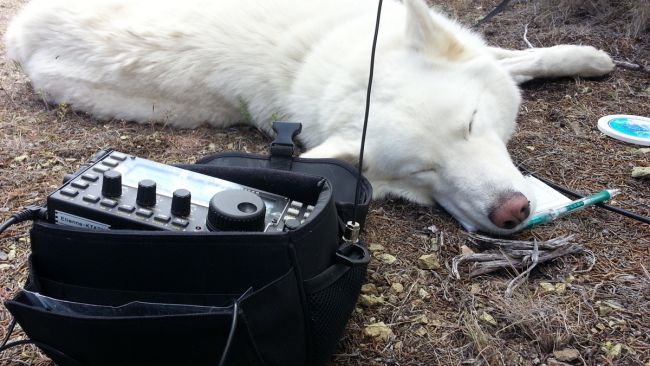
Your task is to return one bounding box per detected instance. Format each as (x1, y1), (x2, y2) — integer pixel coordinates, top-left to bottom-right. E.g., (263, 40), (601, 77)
(1, 0), (649, 365)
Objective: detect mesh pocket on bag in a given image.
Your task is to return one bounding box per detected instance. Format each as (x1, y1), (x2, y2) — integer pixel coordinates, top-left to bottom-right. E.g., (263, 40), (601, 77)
(305, 265), (367, 366)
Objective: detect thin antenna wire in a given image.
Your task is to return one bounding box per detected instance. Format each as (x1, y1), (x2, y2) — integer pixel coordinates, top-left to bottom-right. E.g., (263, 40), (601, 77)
(353, 0), (383, 221)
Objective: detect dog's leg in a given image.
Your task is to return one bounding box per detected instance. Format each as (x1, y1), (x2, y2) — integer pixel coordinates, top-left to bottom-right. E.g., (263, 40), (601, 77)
(489, 45), (614, 84)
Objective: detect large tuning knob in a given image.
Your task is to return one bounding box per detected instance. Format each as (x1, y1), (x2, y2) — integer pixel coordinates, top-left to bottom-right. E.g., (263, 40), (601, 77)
(206, 190), (266, 232)
(171, 189), (192, 216)
(101, 170), (122, 197)
(136, 179), (157, 206)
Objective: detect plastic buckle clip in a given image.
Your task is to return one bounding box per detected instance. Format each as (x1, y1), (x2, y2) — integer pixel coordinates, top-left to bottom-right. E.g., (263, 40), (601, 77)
(270, 122), (302, 157)
(335, 241), (370, 267)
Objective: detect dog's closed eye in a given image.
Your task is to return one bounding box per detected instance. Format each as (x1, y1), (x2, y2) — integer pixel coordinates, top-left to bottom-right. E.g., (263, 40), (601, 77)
(411, 168), (437, 175)
(467, 110), (477, 138)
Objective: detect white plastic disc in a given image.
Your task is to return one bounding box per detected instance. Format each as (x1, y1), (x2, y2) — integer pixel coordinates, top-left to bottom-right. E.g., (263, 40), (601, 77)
(598, 115), (650, 146)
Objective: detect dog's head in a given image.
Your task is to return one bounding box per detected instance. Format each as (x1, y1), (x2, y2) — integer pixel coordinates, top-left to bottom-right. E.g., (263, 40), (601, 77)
(300, 0), (536, 234)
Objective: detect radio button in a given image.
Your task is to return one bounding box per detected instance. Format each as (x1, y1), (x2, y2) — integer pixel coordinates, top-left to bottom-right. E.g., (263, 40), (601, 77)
(110, 152), (127, 161)
(100, 198), (118, 208)
(83, 195), (101, 203)
(102, 159), (119, 167)
(71, 180), (90, 189)
(81, 173), (99, 182)
(60, 188), (79, 197)
(172, 218), (189, 228)
(290, 201), (303, 209)
(118, 205), (136, 213)
(287, 207), (300, 216)
(154, 214), (171, 223)
(93, 165), (110, 173)
(136, 208), (154, 218)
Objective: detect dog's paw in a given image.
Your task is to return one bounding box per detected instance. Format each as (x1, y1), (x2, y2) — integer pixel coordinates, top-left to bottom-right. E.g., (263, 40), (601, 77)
(543, 45), (614, 78)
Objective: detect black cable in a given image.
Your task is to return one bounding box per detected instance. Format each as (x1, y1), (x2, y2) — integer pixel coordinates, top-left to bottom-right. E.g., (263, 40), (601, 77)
(353, 0), (383, 221)
(474, 0), (512, 26)
(0, 206), (47, 236)
(521, 168), (650, 225)
(0, 218), (18, 236)
(218, 301), (239, 366)
(0, 319), (16, 349)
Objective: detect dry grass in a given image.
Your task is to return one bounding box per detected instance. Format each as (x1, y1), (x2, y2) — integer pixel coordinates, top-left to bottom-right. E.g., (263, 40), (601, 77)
(533, 0), (650, 38)
(1, 0), (650, 365)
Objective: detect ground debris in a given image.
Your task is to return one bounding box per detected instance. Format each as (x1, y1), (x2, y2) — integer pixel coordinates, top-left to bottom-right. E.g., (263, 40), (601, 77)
(451, 233), (585, 280)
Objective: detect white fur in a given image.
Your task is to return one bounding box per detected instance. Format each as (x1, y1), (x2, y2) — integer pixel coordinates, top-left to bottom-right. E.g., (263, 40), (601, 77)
(3, 0), (614, 234)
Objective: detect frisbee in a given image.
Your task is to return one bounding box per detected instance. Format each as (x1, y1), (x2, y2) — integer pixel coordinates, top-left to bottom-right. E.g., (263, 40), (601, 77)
(598, 115), (650, 146)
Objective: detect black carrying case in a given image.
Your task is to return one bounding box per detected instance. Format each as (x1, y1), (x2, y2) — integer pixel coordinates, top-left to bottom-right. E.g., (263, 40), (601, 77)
(4, 123), (373, 366)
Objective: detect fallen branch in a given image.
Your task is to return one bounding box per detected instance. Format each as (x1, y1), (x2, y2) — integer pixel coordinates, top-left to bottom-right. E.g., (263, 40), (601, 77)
(451, 233), (586, 281)
(614, 60), (650, 75)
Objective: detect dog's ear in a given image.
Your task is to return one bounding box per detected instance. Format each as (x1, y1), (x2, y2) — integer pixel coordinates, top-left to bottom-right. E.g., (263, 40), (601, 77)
(404, 0), (467, 61)
(300, 136), (359, 166)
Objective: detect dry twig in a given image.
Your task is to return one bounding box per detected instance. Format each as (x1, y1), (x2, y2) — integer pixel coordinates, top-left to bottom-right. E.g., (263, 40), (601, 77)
(614, 60), (650, 75)
(451, 234), (584, 280)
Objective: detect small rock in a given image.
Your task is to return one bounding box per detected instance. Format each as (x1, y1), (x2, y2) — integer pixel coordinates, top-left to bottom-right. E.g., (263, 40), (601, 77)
(411, 299), (424, 307)
(417, 254), (440, 270)
(415, 326), (428, 336)
(631, 167), (650, 179)
(14, 155), (29, 162)
(469, 283), (480, 294)
(361, 284), (379, 296)
(629, 148), (650, 155)
(364, 322), (393, 342)
(376, 253), (397, 264)
(413, 234), (429, 241)
(479, 312), (497, 326)
(415, 315), (429, 324)
(418, 288), (431, 300)
(389, 283), (404, 294)
(555, 283), (567, 294)
(540, 282), (555, 291)
(0, 251), (7, 261)
(358, 294), (384, 308)
(368, 243), (385, 251)
(553, 348), (580, 362)
(430, 238), (439, 251)
(598, 304), (613, 316)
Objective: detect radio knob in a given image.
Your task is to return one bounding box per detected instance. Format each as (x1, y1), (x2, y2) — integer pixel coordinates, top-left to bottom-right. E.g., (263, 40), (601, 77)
(206, 190), (266, 232)
(171, 189), (192, 216)
(101, 170), (122, 197)
(136, 179), (157, 206)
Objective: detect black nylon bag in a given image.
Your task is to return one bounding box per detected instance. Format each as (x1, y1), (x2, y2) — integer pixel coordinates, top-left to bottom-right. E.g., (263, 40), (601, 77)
(195, 122), (373, 230)
(5, 165), (369, 366)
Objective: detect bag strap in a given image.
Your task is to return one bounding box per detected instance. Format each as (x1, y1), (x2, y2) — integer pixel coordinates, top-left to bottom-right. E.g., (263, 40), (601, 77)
(269, 122), (302, 170)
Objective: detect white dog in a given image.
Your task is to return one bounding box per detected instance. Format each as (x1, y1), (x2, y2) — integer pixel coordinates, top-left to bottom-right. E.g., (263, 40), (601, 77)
(3, 0), (614, 234)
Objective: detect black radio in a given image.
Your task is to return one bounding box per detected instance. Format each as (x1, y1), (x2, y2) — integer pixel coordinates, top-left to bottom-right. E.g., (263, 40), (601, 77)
(47, 148), (314, 232)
